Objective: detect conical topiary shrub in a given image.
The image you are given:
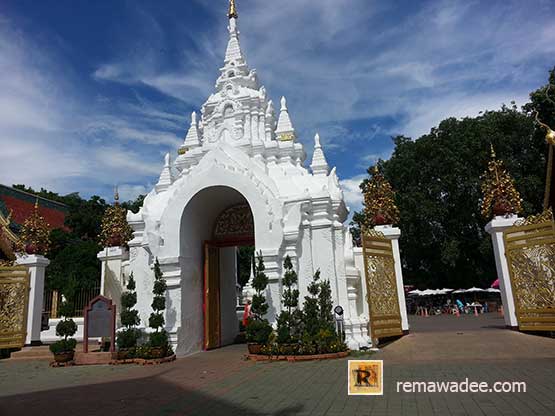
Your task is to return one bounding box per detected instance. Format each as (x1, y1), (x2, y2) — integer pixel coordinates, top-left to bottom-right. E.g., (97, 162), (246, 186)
(116, 273), (142, 356)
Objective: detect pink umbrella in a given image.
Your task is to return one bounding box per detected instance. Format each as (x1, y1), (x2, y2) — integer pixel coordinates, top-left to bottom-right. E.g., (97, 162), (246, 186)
(490, 279), (500, 289)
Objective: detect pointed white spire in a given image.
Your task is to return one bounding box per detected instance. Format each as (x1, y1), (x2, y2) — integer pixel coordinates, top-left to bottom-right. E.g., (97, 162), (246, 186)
(264, 100), (276, 141)
(179, 111), (201, 154)
(275, 96), (296, 141)
(156, 152), (175, 192)
(225, 1), (244, 64)
(311, 133), (329, 176)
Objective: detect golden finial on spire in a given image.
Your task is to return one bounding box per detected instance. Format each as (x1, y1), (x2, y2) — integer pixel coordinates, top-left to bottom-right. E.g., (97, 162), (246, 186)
(228, 0), (238, 19)
(114, 185), (120, 204)
(490, 144), (496, 159)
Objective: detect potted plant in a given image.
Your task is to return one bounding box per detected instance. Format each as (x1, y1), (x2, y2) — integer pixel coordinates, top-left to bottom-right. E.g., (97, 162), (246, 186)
(49, 300), (77, 363)
(246, 252), (272, 354)
(246, 320), (272, 354)
(361, 165), (400, 228)
(298, 270), (348, 356)
(480, 147), (522, 219)
(116, 273), (141, 359)
(146, 259), (172, 359)
(276, 255), (301, 355)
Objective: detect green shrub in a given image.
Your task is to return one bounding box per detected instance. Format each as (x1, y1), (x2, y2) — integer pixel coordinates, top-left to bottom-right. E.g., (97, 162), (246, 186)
(148, 330), (169, 348)
(117, 273), (142, 350)
(55, 319), (77, 338)
(50, 300), (78, 355)
(146, 259), (172, 357)
(116, 328), (142, 350)
(276, 255), (301, 344)
(49, 338), (76, 354)
(246, 252), (273, 344)
(120, 292), (137, 310)
(246, 318), (272, 344)
(148, 313), (164, 329)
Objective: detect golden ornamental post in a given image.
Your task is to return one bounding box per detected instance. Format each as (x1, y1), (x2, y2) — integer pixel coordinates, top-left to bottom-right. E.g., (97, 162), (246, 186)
(228, 0), (238, 19)
(535, 111), (555, 211)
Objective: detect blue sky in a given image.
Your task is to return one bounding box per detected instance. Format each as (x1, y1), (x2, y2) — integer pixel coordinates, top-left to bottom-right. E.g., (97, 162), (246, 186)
(1, 0), (554, 212)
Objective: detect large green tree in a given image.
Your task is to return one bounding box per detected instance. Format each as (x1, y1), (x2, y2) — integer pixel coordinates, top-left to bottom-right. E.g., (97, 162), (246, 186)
(353, 67), (554, 289)
(11, 185), (145, 293)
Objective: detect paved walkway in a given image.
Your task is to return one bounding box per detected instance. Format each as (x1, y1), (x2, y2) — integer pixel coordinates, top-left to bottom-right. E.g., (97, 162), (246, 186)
(1, 313), (554, 416)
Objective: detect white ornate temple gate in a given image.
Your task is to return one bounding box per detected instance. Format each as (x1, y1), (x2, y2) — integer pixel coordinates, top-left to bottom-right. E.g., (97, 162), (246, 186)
(94, 1), (411, 355)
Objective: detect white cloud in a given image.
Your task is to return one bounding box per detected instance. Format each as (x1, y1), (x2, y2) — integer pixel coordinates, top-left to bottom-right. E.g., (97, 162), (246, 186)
(117, 184), (151, 202)
(2, 0), (554, 199)
(93, 0), (553, 153)
(340, 174), (366, 213)
(0, 17), (170, 196)
(399, 92), (530, 139)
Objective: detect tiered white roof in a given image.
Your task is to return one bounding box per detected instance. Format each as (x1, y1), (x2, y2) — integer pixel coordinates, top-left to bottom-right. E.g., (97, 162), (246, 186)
(148, 0), (345, 220)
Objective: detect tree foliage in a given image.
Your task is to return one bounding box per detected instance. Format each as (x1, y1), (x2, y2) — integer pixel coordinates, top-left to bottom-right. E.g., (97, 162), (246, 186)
(46, 239), (101, 294)
(11, 185), (144, 294)
(352, 67), (555, 289)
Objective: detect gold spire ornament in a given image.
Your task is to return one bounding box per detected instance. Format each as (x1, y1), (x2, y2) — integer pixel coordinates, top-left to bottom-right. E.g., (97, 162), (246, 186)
(228, 0), (238, 19)
(534, 89), (555, 210)
(362, 165), (400, 227)
(480, 146), (523, 219)
(18, 199), (51, 256)
(99, 188), (134, 248)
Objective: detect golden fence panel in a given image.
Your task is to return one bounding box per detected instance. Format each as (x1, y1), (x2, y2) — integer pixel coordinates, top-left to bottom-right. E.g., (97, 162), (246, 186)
(362, 231), (403, 343)
(0, 266), (30, 349)
(504, 212), (555, 332)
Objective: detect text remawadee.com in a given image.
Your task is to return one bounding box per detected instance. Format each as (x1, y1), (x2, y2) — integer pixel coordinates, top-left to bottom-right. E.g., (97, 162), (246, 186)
(396, 379), (527, 394)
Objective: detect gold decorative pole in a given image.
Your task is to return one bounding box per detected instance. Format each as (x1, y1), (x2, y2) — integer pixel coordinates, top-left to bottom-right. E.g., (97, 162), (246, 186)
(535, 111), (555, 210)
(531, 83), (555, 210)
(228, 0), (238, 19)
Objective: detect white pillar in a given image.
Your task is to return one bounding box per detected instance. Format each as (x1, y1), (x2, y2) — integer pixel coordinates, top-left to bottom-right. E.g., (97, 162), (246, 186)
(485, 216), (520, 328)
(16, 254), (50, 345)
(375, 225), (409, 332)
(97, 246), (129, 325)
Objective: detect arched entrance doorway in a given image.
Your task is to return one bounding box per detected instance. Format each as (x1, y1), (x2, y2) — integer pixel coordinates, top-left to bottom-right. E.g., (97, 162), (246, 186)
(180, 186), (254, 351)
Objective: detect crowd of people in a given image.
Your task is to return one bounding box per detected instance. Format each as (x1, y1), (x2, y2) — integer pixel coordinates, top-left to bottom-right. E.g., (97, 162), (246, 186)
(407, 294), (501, 316)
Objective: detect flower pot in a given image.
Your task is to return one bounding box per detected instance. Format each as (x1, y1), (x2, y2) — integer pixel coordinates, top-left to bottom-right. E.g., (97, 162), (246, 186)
(247, 343), (262, 354)
(107, 235), (122, 247)
(279, 344), (298, 356)
(53, 351), (74, 363)
(150, 346), (165, 359)
(373, 213), (387, 226)
(25, 243), (38, 255)
(493, 201), (512, 216)
(115, 349), (132, 360)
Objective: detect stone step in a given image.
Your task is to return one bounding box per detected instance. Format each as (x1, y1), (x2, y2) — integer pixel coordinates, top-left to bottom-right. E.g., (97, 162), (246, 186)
(74, 351), (112, 366)
(9, 346), (52, 361)
(9, 343), (100, 361)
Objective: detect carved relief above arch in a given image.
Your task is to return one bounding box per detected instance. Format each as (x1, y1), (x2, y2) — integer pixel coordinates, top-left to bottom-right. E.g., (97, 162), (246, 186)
(213, 204), (254, 245)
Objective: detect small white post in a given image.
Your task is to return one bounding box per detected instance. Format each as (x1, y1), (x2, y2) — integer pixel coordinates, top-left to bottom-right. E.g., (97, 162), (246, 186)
(375, 225), (409, 332)
(485, 216), (521, 328)
(16, 254), (50, 345)
(97, 246), (129, 324)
